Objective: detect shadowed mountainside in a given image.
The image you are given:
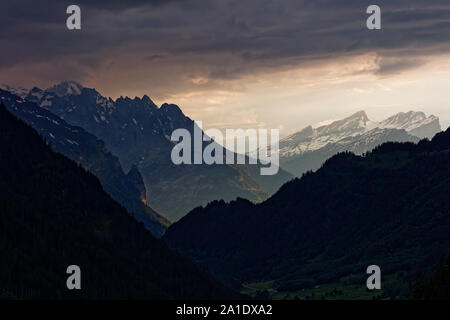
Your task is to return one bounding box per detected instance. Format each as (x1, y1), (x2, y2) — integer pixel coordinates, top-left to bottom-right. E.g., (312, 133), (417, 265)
(0, 89), (169, 236)
(165, 128), (450, 290)
(24, 81), (292, 221)
(0, 104), (238, 299)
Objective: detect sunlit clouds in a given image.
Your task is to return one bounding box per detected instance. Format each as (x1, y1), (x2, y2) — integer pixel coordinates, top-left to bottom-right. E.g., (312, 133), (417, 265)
(1, 0), (450, 136)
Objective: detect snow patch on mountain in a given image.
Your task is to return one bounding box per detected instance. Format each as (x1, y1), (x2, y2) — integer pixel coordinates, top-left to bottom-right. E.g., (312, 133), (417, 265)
(277, 110), (441, 158)
(312, 119), (337, 129)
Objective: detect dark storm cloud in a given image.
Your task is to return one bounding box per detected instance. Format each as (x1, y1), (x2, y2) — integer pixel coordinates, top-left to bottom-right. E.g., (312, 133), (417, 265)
(145, 54), (166, 61)
(1, 0), (450, 87)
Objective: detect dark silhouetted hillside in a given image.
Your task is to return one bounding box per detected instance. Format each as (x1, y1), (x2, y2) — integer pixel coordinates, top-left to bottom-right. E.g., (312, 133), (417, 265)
(0, 104), (237, 299)
(0, 89), (169, 236)
(165, 128), (450, 291)
(411, 255), (450, 300)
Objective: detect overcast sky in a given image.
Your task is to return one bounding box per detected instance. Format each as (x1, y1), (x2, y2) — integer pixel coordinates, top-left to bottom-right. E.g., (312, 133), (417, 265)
(1, 0), (450, 135)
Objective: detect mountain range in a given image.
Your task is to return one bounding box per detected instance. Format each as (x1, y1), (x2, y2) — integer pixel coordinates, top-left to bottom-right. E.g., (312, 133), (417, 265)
(0, 88), (169, 237)
(1, 80), (448, 300)
(20, 81), (291, 221)
(272, 110), (441, 176)
(7, 81), (441, 223)
(164, 127), (450, 294)
(0, 103), (238, 299)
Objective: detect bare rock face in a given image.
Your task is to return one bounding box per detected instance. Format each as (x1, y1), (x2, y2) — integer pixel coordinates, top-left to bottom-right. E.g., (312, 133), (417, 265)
(0, 88), (168, 237)
(127, 165), (148, 206)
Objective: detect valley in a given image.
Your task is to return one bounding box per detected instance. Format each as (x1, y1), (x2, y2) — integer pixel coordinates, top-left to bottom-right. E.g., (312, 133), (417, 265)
(1, 81), (448, 301)
(165, 128), (450, 296)
(241, 274), (403, 300)
(272, 110), (441, 176)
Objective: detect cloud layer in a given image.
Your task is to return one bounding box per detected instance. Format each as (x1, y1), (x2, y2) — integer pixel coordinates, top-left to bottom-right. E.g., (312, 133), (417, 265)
(2, 1), (450, 85)
(1, 0), (450, 132)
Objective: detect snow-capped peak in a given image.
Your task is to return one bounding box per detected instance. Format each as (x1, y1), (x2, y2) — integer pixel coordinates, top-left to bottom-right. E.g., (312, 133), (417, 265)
(316, 110), (370, 135)
(277, 110), (441, 158)
(376, 111), (438, 132)
(348, 110), (369, 122)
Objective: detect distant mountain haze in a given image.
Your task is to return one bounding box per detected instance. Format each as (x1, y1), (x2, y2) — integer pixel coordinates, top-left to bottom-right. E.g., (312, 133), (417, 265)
(22, 81), (292, 221)
(3, 81), (442, 222)
(270, 110), (441, 176)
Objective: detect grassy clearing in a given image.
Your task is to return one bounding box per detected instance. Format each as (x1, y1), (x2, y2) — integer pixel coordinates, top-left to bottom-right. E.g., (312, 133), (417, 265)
(241, 275), (403, 300)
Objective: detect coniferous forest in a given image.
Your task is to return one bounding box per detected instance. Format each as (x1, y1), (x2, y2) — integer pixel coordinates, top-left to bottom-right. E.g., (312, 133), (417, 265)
(0, 104), (238, 299)
(164, 127), (450, 297)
